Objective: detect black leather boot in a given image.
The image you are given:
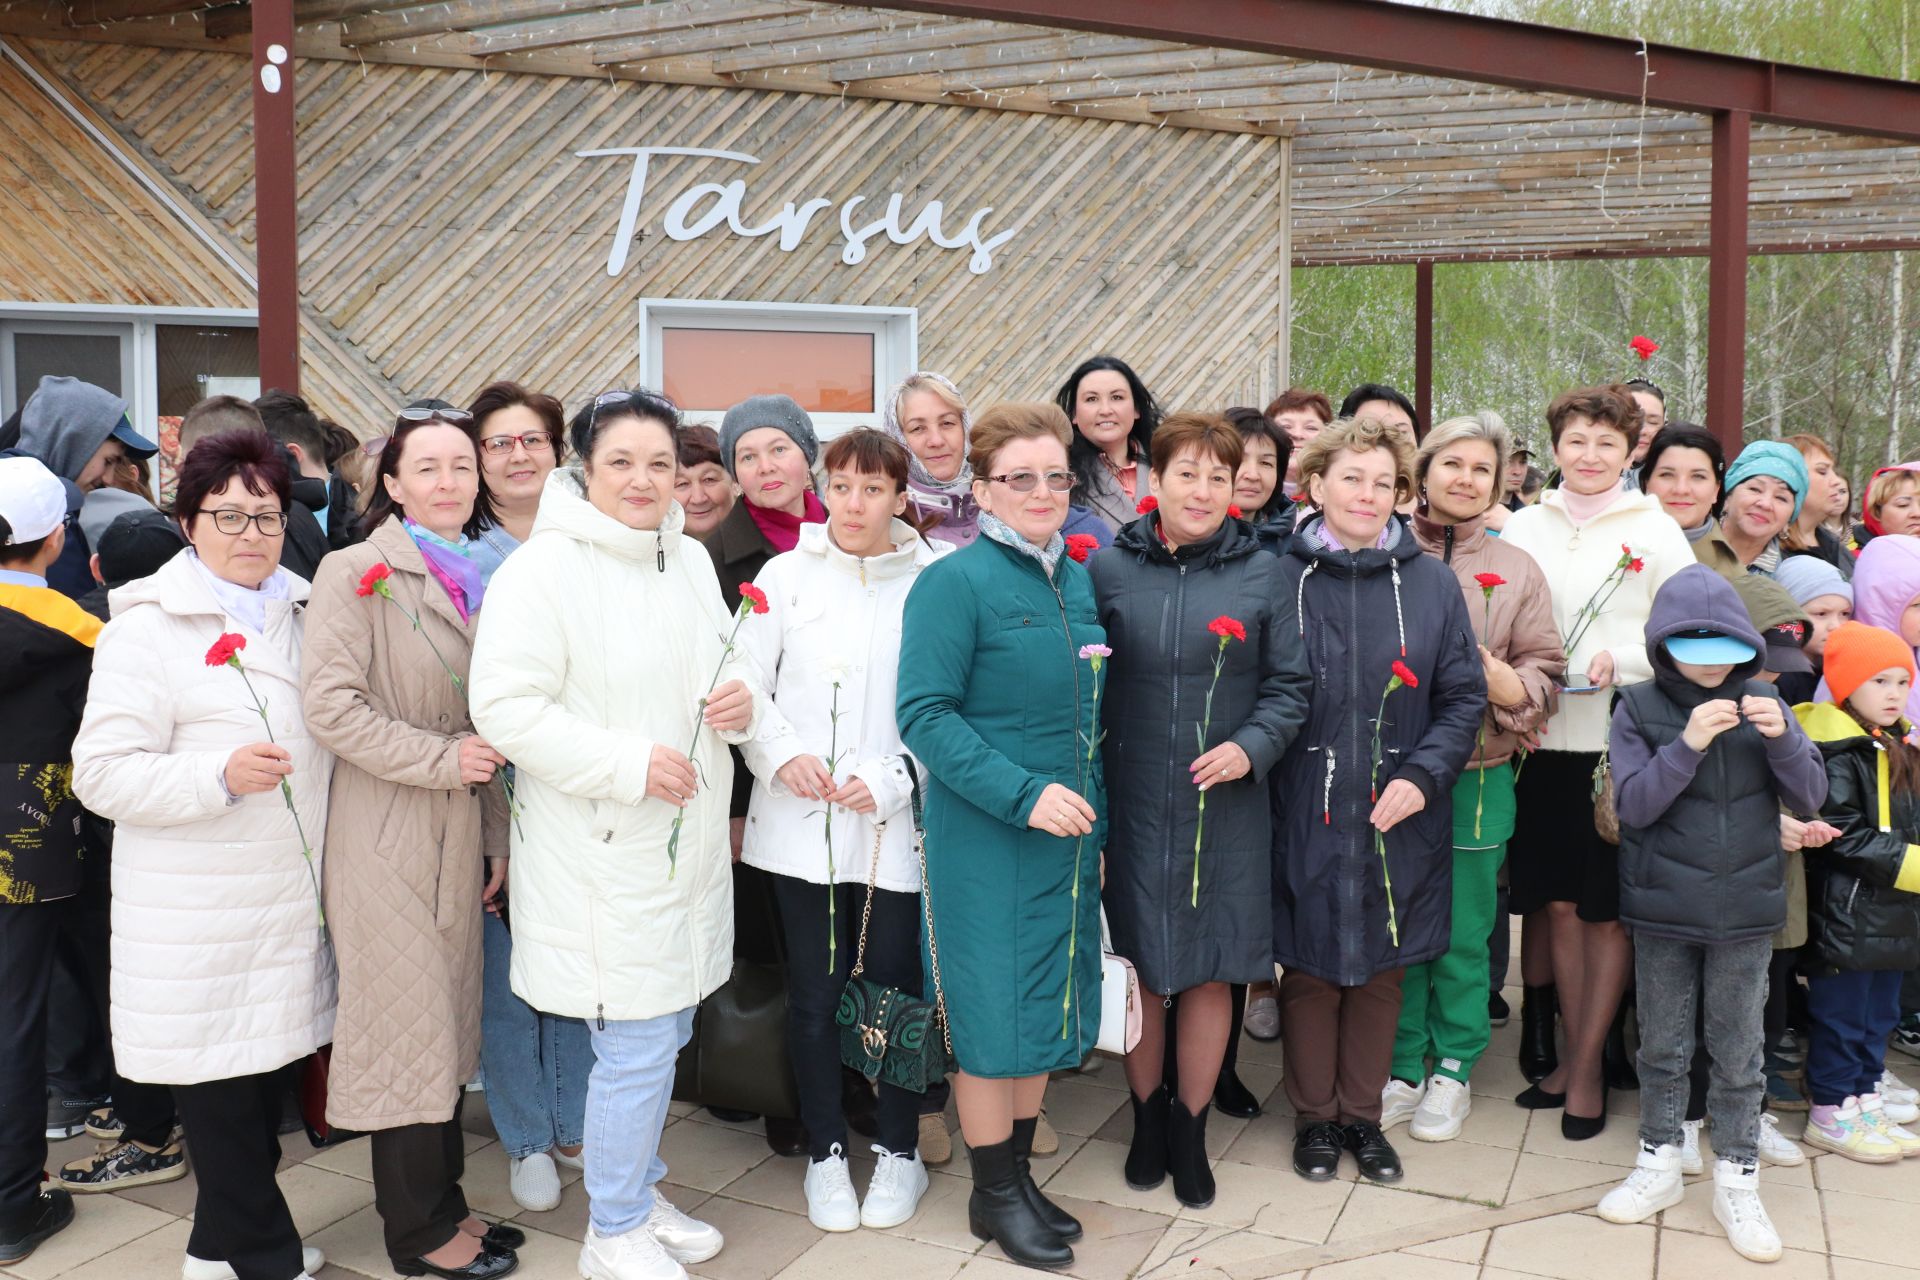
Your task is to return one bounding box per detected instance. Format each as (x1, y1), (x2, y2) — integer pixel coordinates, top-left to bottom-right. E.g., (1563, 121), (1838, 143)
(1603, 1002), (1640, 1091)
(1011, 1115), (1081, 1241)
(1125, 1085), (1170, 1191)
(1519, 984), (1558, 1084)
(967, 1137), (1072, 1270)
(1167, 1099), (1216, 1209)
(1212, 1068), (1261, 1119)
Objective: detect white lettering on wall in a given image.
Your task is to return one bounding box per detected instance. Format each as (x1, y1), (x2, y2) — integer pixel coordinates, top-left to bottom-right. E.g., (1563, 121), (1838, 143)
(579, 146), (1016, 277)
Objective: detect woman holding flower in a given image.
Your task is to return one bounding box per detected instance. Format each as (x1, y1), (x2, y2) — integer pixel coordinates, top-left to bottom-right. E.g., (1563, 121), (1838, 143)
(73, 430), (335, 1280)
(1273, 416), (1485, 1185)
(1088, 412), (1311, 1208)
(1383, 414), (1563, 1143)
(1501, 385), (1693, 1140)
(301, 401), (517, 1280)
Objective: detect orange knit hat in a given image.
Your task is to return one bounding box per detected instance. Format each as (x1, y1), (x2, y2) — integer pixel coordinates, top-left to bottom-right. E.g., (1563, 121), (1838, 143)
(1823, 621), (1917, 705)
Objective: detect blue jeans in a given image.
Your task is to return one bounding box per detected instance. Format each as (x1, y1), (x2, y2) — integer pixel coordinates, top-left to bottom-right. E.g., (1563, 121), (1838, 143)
(585, 1007), (696, 1238)
(1806, 968), (1903, 1106)
(480, 912), (594, 1159)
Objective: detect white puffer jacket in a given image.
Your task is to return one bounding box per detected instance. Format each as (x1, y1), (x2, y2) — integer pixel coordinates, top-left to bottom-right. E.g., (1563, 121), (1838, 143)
(469, 468), (761, 1024)
(71, 553), (336, 1085)
(738, 520), (950, 893)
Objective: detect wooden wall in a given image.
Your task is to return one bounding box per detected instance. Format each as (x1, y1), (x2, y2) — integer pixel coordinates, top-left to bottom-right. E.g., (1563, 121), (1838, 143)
(28, 39), (1288, 434)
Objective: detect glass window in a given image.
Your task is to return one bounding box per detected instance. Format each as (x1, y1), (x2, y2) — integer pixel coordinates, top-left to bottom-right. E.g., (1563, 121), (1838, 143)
(12, 331), (123, 407)
(156, 325), (259, 417)
(662, 328), (874, 414)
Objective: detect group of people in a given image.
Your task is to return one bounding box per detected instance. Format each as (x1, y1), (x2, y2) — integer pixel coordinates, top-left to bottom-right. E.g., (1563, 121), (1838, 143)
(2, 358), (1919, 1280)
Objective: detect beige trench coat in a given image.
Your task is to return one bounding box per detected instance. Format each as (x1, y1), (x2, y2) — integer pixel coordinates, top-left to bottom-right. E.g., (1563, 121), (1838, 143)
(301, 517), (506, 1131)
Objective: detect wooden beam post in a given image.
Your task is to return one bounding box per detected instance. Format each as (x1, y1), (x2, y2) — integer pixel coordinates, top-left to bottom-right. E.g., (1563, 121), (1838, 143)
(1707, 109), (1749, 453)
(252, 0), (299, 393)
(1414, 259), (1433, 437)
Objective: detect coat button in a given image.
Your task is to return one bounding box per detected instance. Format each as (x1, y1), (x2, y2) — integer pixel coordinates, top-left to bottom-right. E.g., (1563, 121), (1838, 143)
(439, 713), (450, 726)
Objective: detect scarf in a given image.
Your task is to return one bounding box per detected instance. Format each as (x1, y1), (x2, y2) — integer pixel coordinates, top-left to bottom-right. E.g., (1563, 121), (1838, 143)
(189, 550), (292, 637)
(405, 519), (486, 624)
(1683, 517), (1715, 545)
(881, 371), (974, 499)
(1311, 515), (1402, 554)
(979, 510), (1063, 575)
(746, 491), (827, 554)
(1558, 477), (1630, 526)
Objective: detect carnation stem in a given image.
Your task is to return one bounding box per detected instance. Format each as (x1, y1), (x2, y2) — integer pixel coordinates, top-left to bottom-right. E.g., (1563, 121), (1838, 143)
(233, 663), (324, 929)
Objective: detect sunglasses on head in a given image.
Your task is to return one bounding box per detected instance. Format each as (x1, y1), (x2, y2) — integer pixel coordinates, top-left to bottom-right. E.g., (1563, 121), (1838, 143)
(397, 406), (473, 424)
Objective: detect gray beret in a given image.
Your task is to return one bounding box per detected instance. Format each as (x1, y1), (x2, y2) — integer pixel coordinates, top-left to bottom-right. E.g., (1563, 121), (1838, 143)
(718, 395), (818, 478)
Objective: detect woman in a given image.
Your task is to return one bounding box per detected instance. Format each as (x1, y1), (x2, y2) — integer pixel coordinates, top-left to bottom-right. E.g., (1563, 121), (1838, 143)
(1783, 434), (1854, 577)
(1720, 441), (1810, 577)
(896, 403), (1104, 1271)
(301, 404), (516, 1280)
(1266, 387), (1333, 504)
(73, 430), (333, 1280)
(1054, 356), (1159, 532)
(1383, 413), (1563, 1143)
(1828, 474), (1854, 543)
(1226, 406), (1296, 553)
(1089, 412), (1312, 1208)
(1854, 463), (1920, 550)
(465, 380), (592, 1214)
(1502, 385), (1693, 1139)
(1638, 424), (1739, 580)
(1272, 416), (1484, 1185)
(882, 371), (980, 546)
(469, 390), (755, 1280)
(674, 424), (735, 539)
(737, 429), (946, 1232)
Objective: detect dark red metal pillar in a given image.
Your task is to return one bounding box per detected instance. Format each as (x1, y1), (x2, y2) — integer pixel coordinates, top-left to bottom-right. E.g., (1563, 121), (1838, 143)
(1706, 109), (1749, 452)
(252, 0), (299, 392)
(1414, 259), (1434, 435)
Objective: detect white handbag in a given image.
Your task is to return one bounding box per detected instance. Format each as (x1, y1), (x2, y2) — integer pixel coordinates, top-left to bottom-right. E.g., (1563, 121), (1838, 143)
(1096, 909), (1143, 1055)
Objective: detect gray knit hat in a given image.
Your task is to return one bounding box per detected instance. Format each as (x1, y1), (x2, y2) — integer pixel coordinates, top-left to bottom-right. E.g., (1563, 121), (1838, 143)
(718, 395), (818, 478)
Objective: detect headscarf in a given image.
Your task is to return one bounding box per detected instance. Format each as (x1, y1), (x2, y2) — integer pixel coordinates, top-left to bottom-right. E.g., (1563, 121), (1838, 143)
(881, 372), (974, 508)
(1724, 441), (1810, 523)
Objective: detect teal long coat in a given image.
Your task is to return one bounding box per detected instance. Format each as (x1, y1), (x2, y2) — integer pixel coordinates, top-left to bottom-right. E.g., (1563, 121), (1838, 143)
(897, 535), (1107, 1077)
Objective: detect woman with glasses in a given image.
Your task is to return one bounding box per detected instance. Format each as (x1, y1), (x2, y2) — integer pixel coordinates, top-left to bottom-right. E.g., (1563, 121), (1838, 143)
(73, 430), (334, 1280)
(896, 403), (1104, 1271)
(471, 382), (566, 555)
(301, 401), (518, 1280)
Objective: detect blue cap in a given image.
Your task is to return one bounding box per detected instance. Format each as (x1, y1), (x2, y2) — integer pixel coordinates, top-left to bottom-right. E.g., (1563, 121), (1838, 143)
(1665, 632), (1758, 665)
(109, 415), (158, 459)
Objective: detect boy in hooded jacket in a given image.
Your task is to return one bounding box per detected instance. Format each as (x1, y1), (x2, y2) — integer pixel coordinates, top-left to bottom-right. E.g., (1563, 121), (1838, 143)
(1595, 564), (1827, 1263)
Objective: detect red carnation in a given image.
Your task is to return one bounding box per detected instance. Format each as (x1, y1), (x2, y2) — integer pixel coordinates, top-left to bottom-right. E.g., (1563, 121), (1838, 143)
(1207, 616), (1247, 643)
(1136, 496), (1158, 514)
(1227, 504), (1243, 519)
(1064, 533), (1099, 564)
(739, 583), (770, 615)
(1630, 335), (1660, 361)
(1392, 659), (1420, 689)
(204, 633), (247, 668)
(355, 562), (392, 598)
(1629, 556), (1645, 573)
(1474, 572), (1506, 590)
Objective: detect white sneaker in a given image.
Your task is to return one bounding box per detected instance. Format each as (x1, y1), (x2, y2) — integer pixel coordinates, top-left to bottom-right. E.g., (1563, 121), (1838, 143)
(183, 1247), (323, 1280)
(510, 1150), (563, 1212)
(860, 1145), (928, 1228)
(1756, 1113), (1805, 1167)
(645, 1190), (723, 1263)
(1410, 1076), (1470, 1142)
(1804, 1096), (1904, 1163)
(1380, 1078), (1425, 1130)
(1679, 1119), (1705, 1175)
(1711, 1159), (1782, 1262)
(580, 1224), (686, 1280)
(1597, 1143), (1685, 1224)
(1878, 1070), (1920, 1122)
(1243, 995), (1281, 1041)
(553, 1145), (586, 1171)
(1858, 1093), (1920, 1157)
(803, 1144), (860, 1232)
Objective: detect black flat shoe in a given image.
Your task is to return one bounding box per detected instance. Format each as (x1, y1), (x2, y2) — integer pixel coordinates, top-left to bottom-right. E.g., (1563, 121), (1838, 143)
(1514, 1084), (1566, 1110)
(1488, 990), (1511, 1027)
(1292, 1121), (1345, 1181)
(1519, 984), (1558, 1083)
(1561, 1086), (1609, 1141)
(0, 1189), (74, 1265)
(1342, 1121), (1403, 1183)
(481, 1222), (525, 1250)
(393, 1245), (518, 1278)
(1212, 1069), (1261, 1120)
(764, 1115), (808, 1158)
(707, 1105), (758, 1123)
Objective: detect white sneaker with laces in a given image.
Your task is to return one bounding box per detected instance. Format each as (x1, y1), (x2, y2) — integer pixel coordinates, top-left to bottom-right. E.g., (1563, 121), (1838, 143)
(1597, 1143), (1685, 1224)
(645, 1190), (724, 1263)
(1409, 1076), (1470, 1142)
(1859, 1093), (1920, 1157)
(1380, 1078), (1425, 1130)
(580, 1224), (687, 1280)
(1878, 1071), (1920, 1123)
(1711, 1159), (1782, 1262)
(509, 1150), (562, 1212)
(860, 1145), (929, 1228)
(803, 1144), (860, 1232)
(183, 1246), (324, 1280)
(1755, 1114), (1805, 1167)
(1679, 1119), (1705, 1175)
(1243, 995), (1281, 1041)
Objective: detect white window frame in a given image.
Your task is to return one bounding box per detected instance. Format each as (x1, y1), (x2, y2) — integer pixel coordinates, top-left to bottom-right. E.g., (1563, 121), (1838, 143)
(0, 302), (259, 428)
(637, 298), (917, 439)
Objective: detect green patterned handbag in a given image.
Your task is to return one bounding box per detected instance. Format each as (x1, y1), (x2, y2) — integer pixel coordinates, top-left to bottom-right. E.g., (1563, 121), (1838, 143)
(835, 761), (955, 1092)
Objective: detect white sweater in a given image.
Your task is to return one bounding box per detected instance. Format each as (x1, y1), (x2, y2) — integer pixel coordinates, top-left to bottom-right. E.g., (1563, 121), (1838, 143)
(1499, 489), (1694, 753)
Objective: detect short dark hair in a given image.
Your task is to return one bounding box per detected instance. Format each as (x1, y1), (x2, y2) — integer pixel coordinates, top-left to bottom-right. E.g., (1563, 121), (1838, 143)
(317, 418), (358, 468)
(0, 520), (51, 567)
(677, 423), (724, 470)
(359, 409), (495, 539)
(1636, 422), (1725, 503)
(180, 395), (266, 456)
(1224, 406), (1293, 521)
(1150, 411), (1244, 476)
(254, 388), (330, 465)
(174, 429), (291, 537)
(1339, 383), (1419, 433)
(568, 389), (680, 462)
(470, 380), (569, 464)
(1264, 387), (1333, 424)
(821, 428), (911, 493)
(1623, 377), (1667, 406)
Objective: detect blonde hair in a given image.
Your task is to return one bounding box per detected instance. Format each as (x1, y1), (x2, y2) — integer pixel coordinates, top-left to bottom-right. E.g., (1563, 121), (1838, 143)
(888, 372), (968, 426)
(1295, 415), (1417, 506)
(1866, 467), (1920, 524)
(1416, 411), (1513, 509)
(967, 402), (1072, 478)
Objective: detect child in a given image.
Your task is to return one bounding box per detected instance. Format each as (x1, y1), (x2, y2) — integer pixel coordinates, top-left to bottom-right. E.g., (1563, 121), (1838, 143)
(1793, 621), (1920, 1163)
(1598, 564), (1827, 1263)
(1834, 534), (1920, 724)
(1773, 556), (1851, 707)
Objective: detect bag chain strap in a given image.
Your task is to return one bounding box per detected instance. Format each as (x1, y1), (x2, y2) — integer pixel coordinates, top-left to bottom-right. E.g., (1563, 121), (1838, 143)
(849, 821), (883, 980)
(911, 763), (955, 1058)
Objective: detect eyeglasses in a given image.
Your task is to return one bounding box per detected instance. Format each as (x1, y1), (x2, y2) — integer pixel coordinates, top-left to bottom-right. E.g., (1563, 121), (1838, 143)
(985, 470), (1074, 493)
(397, 406), (473, 424)
(481, 431), (554, 456)
(198, 508), (289, 536)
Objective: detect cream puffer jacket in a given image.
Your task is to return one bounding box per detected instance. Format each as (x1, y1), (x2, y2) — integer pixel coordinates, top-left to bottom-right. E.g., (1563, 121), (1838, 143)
(469, 469), (761, 1024)
(71, 553), (336, 1085)
(1500, 488), (1695, 753)
(737, 519), (950, 893)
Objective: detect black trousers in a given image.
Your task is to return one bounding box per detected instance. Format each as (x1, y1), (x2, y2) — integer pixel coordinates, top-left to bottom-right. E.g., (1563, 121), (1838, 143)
(769, 874), (922, 1159)
(62, 891), (175, 1146)
(0, 901), (62, 1228)
(370, 1105), (469, 1261)
(172, 1069), (304, 1280)
(44, 876), (110, 1104)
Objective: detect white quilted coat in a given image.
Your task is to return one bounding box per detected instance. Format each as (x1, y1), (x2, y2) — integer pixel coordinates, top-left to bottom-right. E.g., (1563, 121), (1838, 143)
(469, 468), (760, 1024)
(737, 519), (948, 894)
(71, 553), (336, 1086)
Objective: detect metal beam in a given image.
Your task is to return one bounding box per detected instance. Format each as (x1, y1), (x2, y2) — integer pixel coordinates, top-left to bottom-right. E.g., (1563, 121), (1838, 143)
(872, 0), (1920, 144)
(252, 0), (299, 393)
(1706, 109), (1749, 451)
(1414, 259), (1432, 436)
